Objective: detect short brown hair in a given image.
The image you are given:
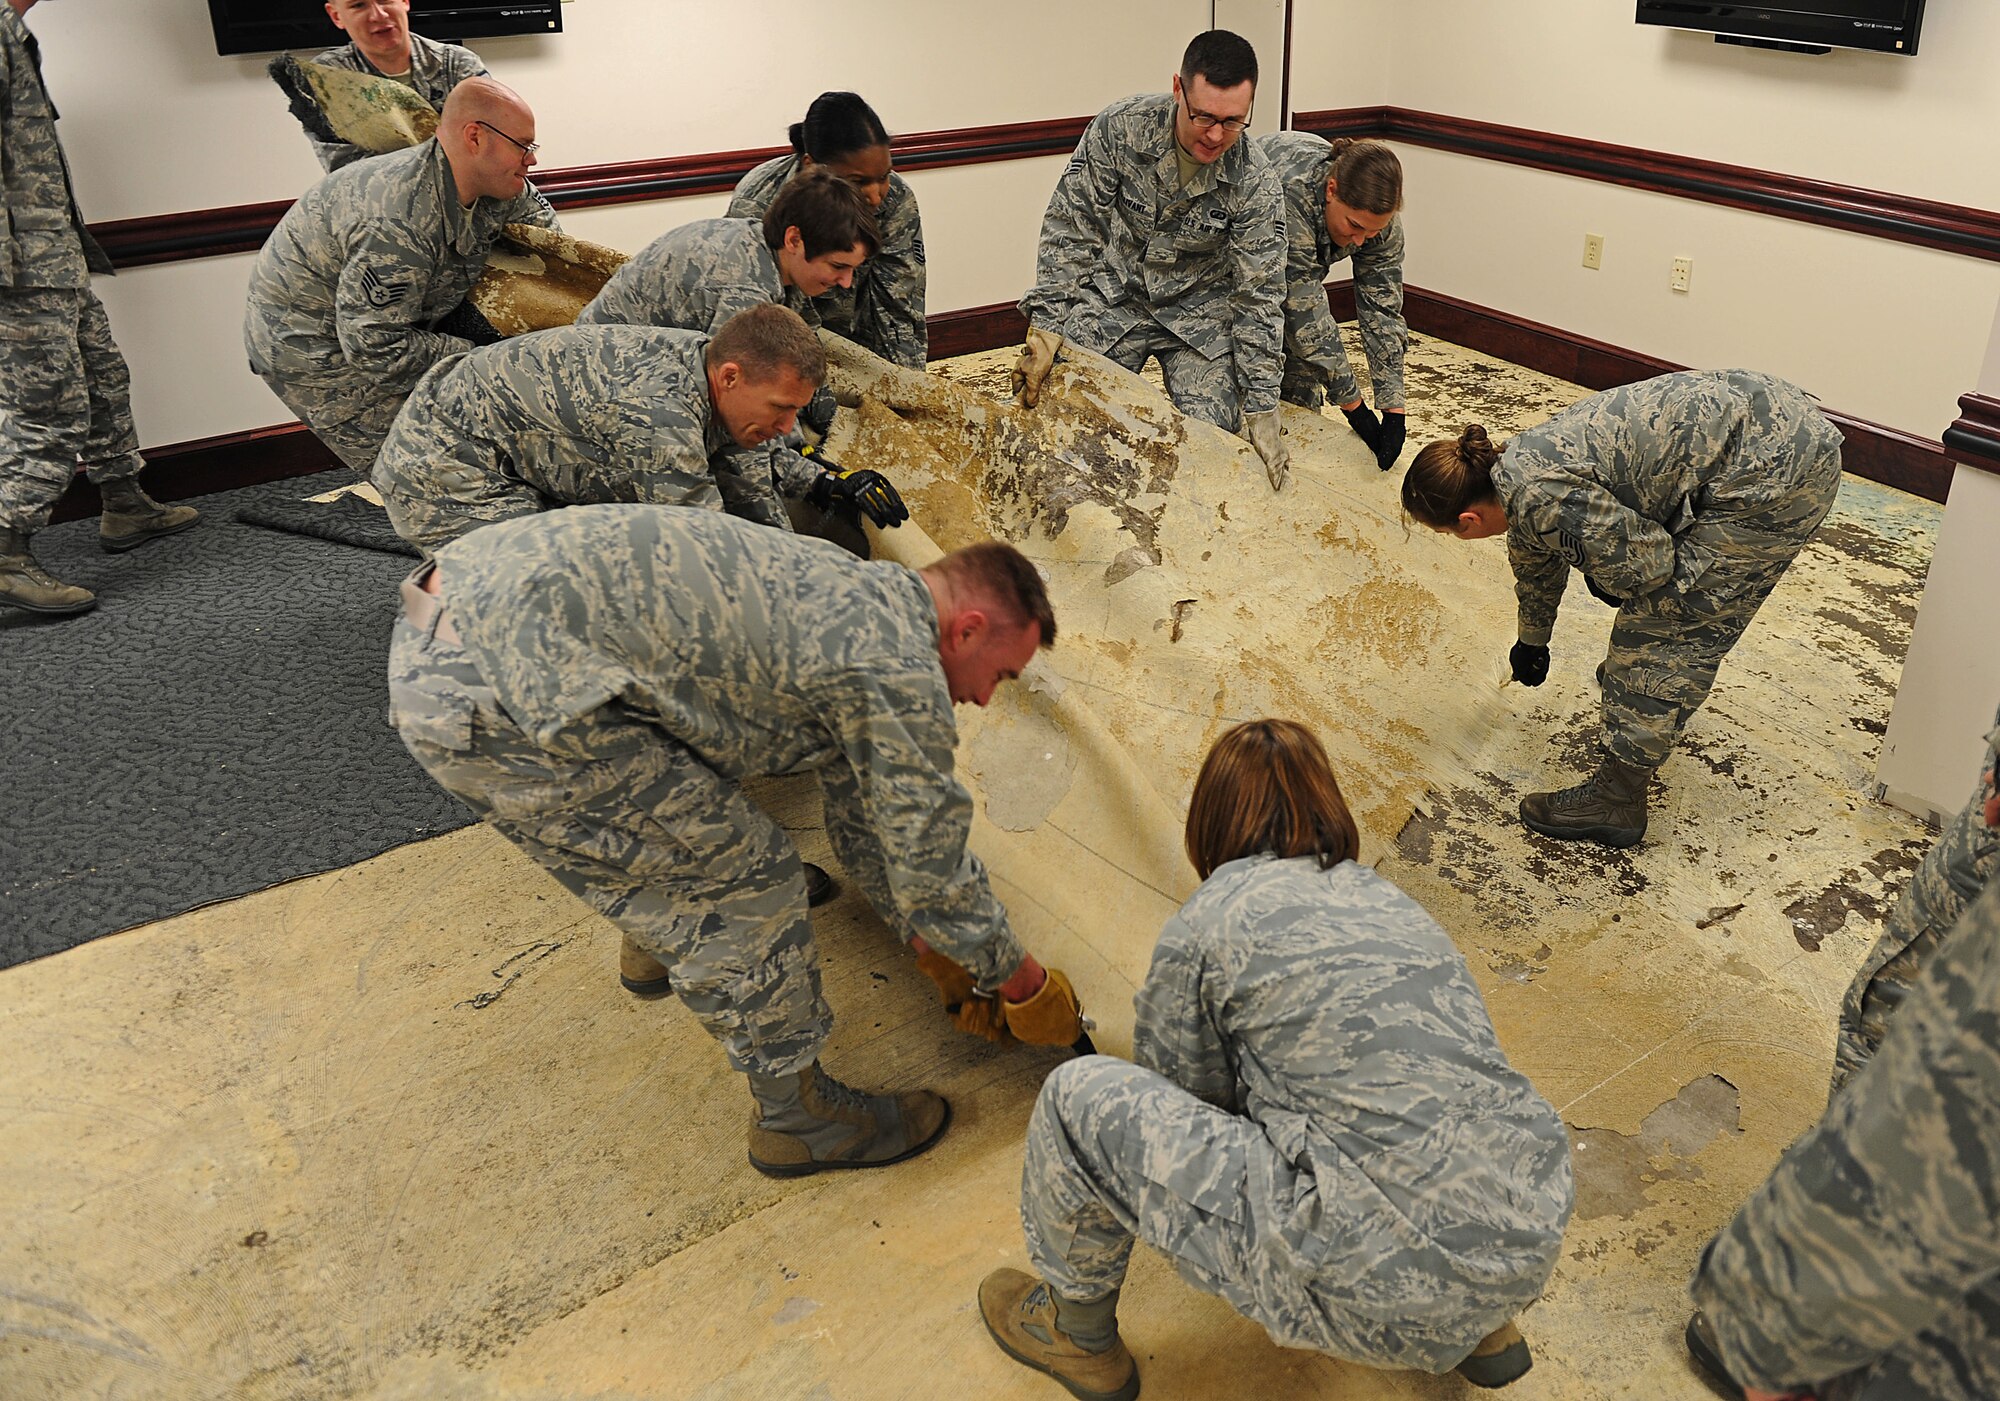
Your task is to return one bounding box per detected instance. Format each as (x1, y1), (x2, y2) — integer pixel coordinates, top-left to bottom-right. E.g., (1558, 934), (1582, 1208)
(932, 541), (1057, 648)
(706, 303), (826, 386)
(1184, 719), (1359, 880)
(1402, 424), (1504, 529)
(763, 169), (881, 261)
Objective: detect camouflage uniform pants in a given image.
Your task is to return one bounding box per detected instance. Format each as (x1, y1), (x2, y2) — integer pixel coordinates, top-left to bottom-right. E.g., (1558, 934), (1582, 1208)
(1022, 1056), (1499, 1374)
(1830, 744), (1999, 1093)
(0, 286), (144, 532)
(388, 615), (832, 1075)
(1076, 315), (1243, 433)
(1601, 442), (1842, 770)
(376, 467), (547, 554)
(257, 369), (402, 476)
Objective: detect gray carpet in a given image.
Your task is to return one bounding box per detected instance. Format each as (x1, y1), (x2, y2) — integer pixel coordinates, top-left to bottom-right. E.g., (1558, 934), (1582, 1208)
(0, 471), (473, 967)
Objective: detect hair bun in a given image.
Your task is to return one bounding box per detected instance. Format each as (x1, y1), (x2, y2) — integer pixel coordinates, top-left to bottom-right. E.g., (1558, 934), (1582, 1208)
(1457, 424), (1500, 470)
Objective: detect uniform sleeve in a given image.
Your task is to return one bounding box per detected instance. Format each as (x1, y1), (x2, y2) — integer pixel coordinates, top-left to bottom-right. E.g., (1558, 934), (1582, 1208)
(850, 188), (927, 367)
(1350, 218), (1408, 409)
(710, 445), (796, 532)
(818, 680), (1028, 986)
(707, 279), (782, 334)
(1018, 114), (1122, 338)
(1506, 522), (1570, 647)
(1229, 162), (1288, 418)
(512, 182), (561, 231)
(309, 136), (367, 173)
(765, 444), (821, 502)
(1277, 183), (1362, 408)
(1690, 880), (2000, 1393)
(333, 226), (475, 390)
(724, 169), (771, 221)
(1508, 472), (1677, 617)
(1132, 912), (1238, 1112)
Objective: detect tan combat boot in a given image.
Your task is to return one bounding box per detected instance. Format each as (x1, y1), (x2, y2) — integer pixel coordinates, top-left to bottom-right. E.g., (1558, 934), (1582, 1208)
(1519, 753), (1654, 848)
(1455, 1319), (1533, 1388)
(618, 935), (673, 997)
(745, 1061), (949, 1178)
(978, 1268), (1138, 1401)
(98, 478), (200, 553)
(0, 528), (95, 615)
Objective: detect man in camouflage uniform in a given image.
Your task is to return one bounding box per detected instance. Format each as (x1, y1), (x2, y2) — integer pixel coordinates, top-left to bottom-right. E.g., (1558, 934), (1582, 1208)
(1688, 877), (2000, 1401)
(1014, 30), (1288, 487)
(1259, 129), (1409, 471)
(245, 77), (557, 474)
(305, 0), (487, 171)
(727, 149), (926, 370)
(0, 0), (199, 616)
(1492, 369), (1842, 846)
(1832, 703), (2000, 1092)
(371, 306), (907, 552)
(578, 169), (879, 438)
(388, 505), (1084, 1174)
(980, 853), (1572, 1398)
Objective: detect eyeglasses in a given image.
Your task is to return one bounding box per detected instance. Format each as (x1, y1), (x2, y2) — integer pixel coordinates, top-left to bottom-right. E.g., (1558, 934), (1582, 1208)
(1177, 89), (1252, 134)
(476, 120), (539, 157)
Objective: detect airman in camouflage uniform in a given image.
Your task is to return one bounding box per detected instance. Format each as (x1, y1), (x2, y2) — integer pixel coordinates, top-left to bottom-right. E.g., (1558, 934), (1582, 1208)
(305, 27), (487, 172)
(244, 79), (557, 474)
(0, 0), (198, 616)
(987, 854), (1572, 1394)
(388, 504), (1079, 1174)
(728, 153), (926, 369)
(1259, 131), (1407, 422)
(576, 217), (815, 335)
(371, 321), (824, 550)
(1832, 702), (2000, 1091)
(1688, 877), (2000, 1401)
(1496, 369), (1841, 845)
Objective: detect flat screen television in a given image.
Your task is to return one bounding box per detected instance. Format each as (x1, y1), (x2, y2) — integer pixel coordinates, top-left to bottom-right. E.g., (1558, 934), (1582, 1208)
(1635, 1), (1925, 55)
(207, 2), (562, 58)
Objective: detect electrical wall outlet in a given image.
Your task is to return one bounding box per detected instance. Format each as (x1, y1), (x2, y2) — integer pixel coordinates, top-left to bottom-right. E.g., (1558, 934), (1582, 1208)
(1582, 234), (1604, 270)
(1671, 256), (1694, 293)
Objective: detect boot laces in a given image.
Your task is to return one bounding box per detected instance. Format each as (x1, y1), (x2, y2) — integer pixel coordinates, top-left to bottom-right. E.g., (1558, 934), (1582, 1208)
(809, 1066), (874, 1112)
(6, 555), (68, 589)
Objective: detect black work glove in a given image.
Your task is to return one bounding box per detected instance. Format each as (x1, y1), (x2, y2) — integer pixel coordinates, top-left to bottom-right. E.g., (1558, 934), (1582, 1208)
(806, 456), (909, 529)
(1584, 575), (1625, 609)
(1509, 641), (1550, 687)
(800, 383), (837, 439)
(432, 297), (504, 347)
(1340, 401), (1383, 452)
(1374, 412), (1407, 471)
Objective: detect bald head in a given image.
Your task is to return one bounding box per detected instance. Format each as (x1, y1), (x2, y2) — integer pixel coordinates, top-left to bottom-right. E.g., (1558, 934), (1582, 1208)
(438, 78), (539, 205)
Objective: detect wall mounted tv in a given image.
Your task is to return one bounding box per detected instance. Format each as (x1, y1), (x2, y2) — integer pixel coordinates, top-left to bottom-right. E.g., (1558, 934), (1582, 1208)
(208, 2), (562, 58)
(1636, 1), (1925, 55)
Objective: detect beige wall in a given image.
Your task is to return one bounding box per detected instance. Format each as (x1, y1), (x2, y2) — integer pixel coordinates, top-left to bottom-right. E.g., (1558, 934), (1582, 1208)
(1290, 0), (2000, 438)
(31, 0), (1207, 447)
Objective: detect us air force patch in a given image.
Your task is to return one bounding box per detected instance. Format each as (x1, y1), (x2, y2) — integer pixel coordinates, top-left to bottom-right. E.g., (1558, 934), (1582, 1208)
(360, 264), (411, 309)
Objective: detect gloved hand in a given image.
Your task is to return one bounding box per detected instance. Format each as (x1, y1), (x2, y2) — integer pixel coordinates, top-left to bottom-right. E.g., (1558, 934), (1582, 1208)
(1509, 641), (1550, 687)
(1340, 400), (1383, 452)
(914, 946), (1014, 1044)
(805, 453), (909, 528)
(1242, 410), (1290, 491)
(1584, 574), (1625, 609)
(800, 383), (837, 440)
(432, 297), (504, 347)
(999, 967), (1085, 1046)
(1011, 326), (1062, 408)
(1374, 411), (1407, 472)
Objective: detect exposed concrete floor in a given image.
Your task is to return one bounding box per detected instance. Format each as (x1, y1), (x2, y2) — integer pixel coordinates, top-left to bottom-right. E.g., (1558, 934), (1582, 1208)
(1, 330), (1939, 1400)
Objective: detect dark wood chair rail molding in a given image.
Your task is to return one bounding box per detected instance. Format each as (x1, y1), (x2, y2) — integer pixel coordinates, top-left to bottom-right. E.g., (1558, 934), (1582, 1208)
(1944, 393), (2000, 476)
(89, 116), (1094, 270)
(1296, 106), (2000, 264)
(1326, 280), (1952, 503)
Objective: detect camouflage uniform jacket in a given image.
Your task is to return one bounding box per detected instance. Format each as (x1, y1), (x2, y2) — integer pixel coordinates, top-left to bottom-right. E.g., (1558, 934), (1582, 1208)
(430, 504), (1027, 983)
(1258, 131), (1405, 408)
(1491, 369), (1837, 645)
(243, 138), (556, 401)
(1134, 853), (1573, 1346)
(0, 6), (111, 287)
(1691, 878), (2000, 1400)
(374, 324), (801, 533)
(727, 154), (926, 367)
(1018, 94), (1285, 416)
(575, 216), (813, 332)
(306, 32), (487, 171)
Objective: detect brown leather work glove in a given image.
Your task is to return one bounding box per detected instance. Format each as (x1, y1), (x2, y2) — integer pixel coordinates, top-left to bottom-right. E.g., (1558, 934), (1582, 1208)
(914, 946), (1014, 1043)
(1010, 326), (1062, 408)
(999, 968), (1084, 1047)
